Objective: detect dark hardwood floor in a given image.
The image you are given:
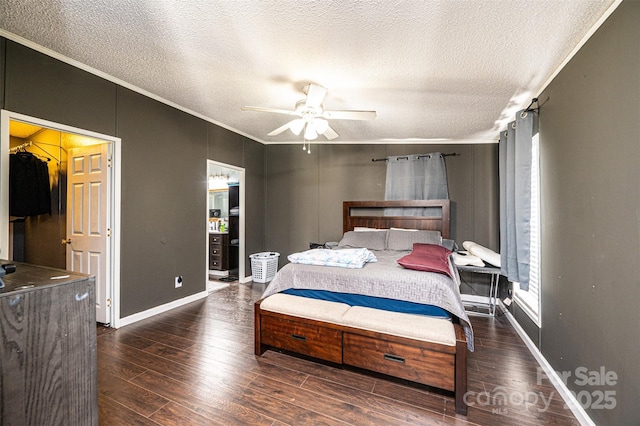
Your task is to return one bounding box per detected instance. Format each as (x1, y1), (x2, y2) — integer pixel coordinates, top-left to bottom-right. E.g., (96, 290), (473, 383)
(97, 282), (580, 425)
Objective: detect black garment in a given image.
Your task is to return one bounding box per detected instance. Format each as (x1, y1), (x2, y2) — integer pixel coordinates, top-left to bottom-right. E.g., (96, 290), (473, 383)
(9, 153), (52, 216)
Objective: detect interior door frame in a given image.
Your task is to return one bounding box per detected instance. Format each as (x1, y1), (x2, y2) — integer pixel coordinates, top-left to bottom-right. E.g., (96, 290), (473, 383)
(0, 110), (122, 327)
(206, 160), (246, 283)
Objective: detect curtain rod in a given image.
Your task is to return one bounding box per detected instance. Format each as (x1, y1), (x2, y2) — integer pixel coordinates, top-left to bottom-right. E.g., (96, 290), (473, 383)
(371, 152), (459, 162)
(523, 97), (539, 113)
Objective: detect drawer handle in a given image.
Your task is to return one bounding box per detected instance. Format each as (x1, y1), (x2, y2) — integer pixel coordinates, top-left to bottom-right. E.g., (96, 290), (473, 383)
(383, 353), (405, 364)
(290, 334), (307, 342)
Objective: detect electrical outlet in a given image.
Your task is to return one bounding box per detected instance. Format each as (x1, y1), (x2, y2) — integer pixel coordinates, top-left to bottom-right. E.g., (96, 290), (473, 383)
(174, 276), (183, 288)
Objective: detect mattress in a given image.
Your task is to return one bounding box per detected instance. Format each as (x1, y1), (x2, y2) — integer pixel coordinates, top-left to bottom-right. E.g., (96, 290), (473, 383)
(262, 249), (474, 351)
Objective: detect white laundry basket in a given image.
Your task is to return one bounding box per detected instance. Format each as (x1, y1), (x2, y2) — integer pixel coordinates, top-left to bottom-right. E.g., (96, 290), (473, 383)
(250, 252), (280, 283)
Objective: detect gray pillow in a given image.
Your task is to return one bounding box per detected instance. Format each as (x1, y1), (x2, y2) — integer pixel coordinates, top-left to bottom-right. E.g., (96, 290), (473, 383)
(386, 228), (442, 251)
(441, 238), (458, 251)
(338, 231), (387, 250)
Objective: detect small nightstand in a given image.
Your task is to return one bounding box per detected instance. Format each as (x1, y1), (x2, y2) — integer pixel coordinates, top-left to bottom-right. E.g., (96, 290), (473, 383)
(456, 264), (501, 317)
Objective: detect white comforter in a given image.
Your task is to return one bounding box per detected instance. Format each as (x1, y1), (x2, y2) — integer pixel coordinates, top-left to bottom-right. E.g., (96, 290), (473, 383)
(288, 248), (377, 269)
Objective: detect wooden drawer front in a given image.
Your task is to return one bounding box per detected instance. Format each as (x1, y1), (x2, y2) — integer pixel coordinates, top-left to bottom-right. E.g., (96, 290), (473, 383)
(210, 246), (223, 255)
(261, 315), (343, 364)
(210, 255), (222, 269)
(210, 235), (225, 245)
(343, 333), (455, 391)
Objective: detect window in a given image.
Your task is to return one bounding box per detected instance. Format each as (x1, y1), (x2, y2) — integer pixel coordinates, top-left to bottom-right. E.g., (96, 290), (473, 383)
(514, 132), (541, 326)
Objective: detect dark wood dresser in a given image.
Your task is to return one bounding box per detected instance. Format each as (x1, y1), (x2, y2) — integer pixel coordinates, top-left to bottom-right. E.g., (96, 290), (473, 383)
(0, 262), (98, 425)
(209, 233), (229, 271)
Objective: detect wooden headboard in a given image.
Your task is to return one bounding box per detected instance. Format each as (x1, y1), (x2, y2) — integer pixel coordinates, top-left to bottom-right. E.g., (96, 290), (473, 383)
(343, 200), (450, 239)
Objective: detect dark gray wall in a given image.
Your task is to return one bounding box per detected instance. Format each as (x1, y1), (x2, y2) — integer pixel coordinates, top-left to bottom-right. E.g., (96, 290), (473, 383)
(0, 38), (5, 109)
(4, 42), (117, 136)
(116, 88), (208, 314)
(1, 39), (266, 318)
(242, 135), (267, 264)
(528, 2), (638, 424)
(265, 143), (499, 264)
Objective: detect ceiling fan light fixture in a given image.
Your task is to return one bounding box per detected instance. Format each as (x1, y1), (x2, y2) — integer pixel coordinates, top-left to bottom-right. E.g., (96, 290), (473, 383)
(242, 83), (376, 141)
(313, 118), (329, 134)
(304, 123), (318, 140)
(289, 119), (305, 135)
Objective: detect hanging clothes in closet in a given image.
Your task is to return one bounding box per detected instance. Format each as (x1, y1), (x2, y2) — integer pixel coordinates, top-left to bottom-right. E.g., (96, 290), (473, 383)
(9, 152), (52, 216)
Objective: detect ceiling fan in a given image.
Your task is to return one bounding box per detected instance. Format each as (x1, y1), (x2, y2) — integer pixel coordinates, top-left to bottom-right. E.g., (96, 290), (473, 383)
(241, 84), (376, 140)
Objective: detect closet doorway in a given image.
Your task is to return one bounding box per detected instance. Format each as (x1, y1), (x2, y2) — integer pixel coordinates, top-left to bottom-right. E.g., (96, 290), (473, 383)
(1, 110), (121, 326)
(206, 160), (245, 289)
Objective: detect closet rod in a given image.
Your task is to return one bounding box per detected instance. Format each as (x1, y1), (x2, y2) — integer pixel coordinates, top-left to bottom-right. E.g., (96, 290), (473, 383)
(8, 140), (60, 163)
(8, 141), (32, 153)
(371, 152), (459, 162)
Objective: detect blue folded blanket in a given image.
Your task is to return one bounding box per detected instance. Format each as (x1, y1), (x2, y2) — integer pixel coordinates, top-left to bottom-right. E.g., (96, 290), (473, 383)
(282, 289), (451, 319)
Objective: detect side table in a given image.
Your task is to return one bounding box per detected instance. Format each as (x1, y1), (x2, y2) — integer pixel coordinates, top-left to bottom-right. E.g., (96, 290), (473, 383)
(456, 264), (501, 317)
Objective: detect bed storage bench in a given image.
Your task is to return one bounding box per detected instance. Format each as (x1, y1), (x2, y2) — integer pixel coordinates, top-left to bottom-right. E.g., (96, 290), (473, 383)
(255, 293), (468, 415)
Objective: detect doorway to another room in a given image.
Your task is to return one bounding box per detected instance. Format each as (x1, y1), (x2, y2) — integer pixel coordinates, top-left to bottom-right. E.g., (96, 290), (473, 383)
(1, 110), (121, 326)
(206, 160), (245, 292)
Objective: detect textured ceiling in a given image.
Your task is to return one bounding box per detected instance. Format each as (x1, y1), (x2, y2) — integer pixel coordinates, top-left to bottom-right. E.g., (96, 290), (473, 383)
(0, 0), (618, 144)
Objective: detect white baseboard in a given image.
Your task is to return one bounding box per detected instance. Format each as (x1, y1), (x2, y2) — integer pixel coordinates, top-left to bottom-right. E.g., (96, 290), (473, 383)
(502, 304), (595, 426)
(116, 291), (209, 328)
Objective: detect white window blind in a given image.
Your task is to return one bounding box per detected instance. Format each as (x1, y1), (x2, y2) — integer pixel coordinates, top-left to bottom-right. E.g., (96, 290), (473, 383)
(514, 132), (541, 326)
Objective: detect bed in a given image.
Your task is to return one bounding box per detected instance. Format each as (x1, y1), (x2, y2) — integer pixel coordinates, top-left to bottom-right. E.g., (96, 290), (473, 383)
(254, 200), (471, 415)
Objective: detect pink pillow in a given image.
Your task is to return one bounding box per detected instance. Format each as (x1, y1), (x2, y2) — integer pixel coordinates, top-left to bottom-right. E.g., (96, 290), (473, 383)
(397, 243), (452, 277)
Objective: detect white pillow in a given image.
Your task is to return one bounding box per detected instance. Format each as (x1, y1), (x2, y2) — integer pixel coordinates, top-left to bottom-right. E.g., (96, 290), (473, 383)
(452, 251), (485, 267)
(462, 241), (501, 267)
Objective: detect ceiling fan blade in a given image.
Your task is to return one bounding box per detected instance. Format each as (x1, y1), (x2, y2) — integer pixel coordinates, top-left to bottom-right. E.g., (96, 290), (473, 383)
(241, 106), (299, 116)
(321, 125), (339, 140)
(267, 120), (298, 136)
(323, 110), (377, 120)
(305, 84), (328, 109)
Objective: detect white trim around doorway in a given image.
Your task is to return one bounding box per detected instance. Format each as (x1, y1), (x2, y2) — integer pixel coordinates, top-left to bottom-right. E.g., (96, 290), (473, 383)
(206, 160), (247, 286)
(0, 110), (123, 327)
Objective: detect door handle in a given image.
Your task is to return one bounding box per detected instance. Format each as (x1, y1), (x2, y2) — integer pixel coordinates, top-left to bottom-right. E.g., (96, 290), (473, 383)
(61, 238), (72, 245)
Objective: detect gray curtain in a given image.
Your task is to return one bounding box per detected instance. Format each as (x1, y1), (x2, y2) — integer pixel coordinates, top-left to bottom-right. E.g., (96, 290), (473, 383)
(499, 110), (536, 290)
(384, 153), (449, 216)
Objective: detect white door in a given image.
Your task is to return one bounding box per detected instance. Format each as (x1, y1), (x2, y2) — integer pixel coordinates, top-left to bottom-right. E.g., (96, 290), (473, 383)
(66, 144), (111, 324)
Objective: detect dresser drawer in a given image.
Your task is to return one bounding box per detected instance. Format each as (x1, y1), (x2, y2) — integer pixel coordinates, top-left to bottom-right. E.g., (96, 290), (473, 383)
(343, 333), (455, 391)
(261, 315), (343, 364)
(209, 255), (223, 270)
(210, 235), (226, 245)
(209, 246), (224, 256)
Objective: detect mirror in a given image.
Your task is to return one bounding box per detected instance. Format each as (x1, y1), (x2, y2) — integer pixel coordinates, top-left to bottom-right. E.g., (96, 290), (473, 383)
(209, 190), (228, 219)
